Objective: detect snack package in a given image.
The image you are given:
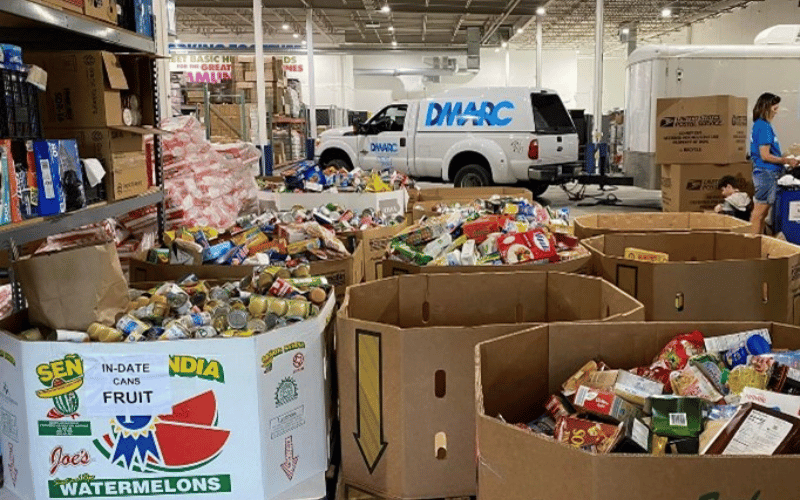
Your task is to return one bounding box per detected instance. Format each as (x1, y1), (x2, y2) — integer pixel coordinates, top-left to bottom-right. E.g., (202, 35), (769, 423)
(463, 215), (506, 244)
(573, 385), (643, 423)
(562, 360), (602, 397)
(624, 247), (669, 263)
(497, 229), (558, 265)
(545, 394), (575, 420)
(614, 370), (665, 406)
(670, 365), (724, 403)
(768, 363), (800, 395)
(649, 396), (704, 438)
(727, 364), (769, 395)
(703, 328), (771, 355)
(740, 387), (800, 417)
(554, 416), (622, 453)
(690, 354), (729, 395)
(632, 360), (675, 393)
(655, 330), (706, 371)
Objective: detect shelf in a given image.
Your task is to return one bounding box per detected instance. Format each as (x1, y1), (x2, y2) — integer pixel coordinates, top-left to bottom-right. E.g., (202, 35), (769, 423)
(0, 189), (163, 248)
(0, 0), (156, 53)
(273, 117), (307, 124)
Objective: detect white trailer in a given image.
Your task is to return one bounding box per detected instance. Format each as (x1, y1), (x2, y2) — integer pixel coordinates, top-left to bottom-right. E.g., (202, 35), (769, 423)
(625, 44), (800, 190)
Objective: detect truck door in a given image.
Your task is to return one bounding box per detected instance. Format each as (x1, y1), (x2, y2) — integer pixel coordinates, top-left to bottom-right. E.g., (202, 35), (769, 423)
(357, 104), (410, 172)
(530, 92), (579, 166)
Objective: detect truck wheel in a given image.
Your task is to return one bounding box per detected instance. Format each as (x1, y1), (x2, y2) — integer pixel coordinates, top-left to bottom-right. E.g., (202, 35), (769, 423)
(323, 158), (351, 171)
(528, 181), (549, 198)
(453, 164), (491, 187)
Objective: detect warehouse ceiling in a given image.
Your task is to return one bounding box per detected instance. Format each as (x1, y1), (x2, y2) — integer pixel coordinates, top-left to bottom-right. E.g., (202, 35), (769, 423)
(174, 0), (763, 50)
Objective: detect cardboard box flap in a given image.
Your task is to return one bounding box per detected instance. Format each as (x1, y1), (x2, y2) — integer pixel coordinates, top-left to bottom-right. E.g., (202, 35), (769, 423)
(101, 52), (129, 91)
(545, 273), (644, 322)
(763, 236), (800, 258)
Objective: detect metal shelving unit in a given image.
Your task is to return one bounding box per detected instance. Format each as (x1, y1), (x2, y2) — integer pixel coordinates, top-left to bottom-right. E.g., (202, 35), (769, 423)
(0, 1), (165, 309)
(0, 0), (156, 52)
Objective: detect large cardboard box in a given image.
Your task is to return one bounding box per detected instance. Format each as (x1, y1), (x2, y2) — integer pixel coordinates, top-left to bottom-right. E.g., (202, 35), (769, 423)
(661, 162), (753, 213)
(26, 51), (156, 129)
(83, 0), (117, 24)
(574, 212), (752, 239)
(656, 95), (748, 165)
(336, 272), (644, 499)
(32, 0), (83, 13)
(48, 128), (150, 202)
(128, 240), (365, 301)
(382, 252), (592, 277)
(477, 321), (800, 500)
(410, 187), (534, 221)
(343, 222), (410, 282)
(0, 295), (335, 500)
(583, 232), (800, 322)
(258, 190), (409, 218)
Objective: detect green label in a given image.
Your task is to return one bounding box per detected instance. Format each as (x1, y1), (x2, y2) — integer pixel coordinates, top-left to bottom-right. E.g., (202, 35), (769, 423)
(0, 349), (15, 366)
(38, 421), (91, 437)
(48, 474), (232, 497)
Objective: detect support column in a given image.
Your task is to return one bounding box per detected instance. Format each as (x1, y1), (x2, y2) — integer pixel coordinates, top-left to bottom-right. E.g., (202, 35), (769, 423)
(535, 14), (543, 88)
(253, 0), (270, 174)
(593, 0), (604, 144)
(306, 8), (318, 159)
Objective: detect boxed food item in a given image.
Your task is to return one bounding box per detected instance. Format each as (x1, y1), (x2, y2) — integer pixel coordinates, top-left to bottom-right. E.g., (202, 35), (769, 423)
(656, 95), (748, 165)
(624, 247), (669, 263)
(583, 232), (800, 322)
(9, 140), (37, 219)
(32, 139), (66, 216)
(83, 0), (117, 23)
(476, 321), (800, 500)
(337, 272), (644, 499)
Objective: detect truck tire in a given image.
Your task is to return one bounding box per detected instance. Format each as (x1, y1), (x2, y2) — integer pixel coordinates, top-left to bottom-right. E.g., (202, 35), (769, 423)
(453, 164), (491, 187)
(323, 158), (351, 171)
(528, 181), (549, 198)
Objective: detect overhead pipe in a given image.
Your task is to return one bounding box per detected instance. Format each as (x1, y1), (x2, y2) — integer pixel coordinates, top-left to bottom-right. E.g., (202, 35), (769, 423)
(482, 0), (525, 44)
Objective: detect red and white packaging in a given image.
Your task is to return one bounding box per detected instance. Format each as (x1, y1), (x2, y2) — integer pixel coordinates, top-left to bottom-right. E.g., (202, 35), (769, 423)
(497, 229), (559, 265)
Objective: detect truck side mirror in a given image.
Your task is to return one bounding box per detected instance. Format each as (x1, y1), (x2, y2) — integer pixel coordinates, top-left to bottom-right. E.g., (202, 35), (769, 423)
(353, 119), (364, 135)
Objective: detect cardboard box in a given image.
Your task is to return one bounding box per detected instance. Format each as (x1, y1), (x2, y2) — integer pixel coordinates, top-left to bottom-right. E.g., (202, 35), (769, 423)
(343, 222), (410, 282)
(48, 127), (149, 202)
(0, 294), (334, 500)
(33, 0), (83, 13)
(410, 187), (533, 221)
(26, 51), (156, 129)
(83, 0), (117, 24)
(574, 212), (752, 239)
(476, 321), (800, 500)
(128, 240), (365, 302)
(382, 251), (592, 277)
(583, 232), (800, 322)
(661, 162), (753, 212)
(258, 190), (409, 218)
(656, 95), (748, 165)
(336, 272), (644, 499)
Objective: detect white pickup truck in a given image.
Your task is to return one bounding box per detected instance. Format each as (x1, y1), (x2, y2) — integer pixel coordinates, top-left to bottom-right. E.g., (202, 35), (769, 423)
(316, 87), (581, 196)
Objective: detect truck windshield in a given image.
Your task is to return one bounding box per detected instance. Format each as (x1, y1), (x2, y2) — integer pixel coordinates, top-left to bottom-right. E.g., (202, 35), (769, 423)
(531, 93), (576, 135)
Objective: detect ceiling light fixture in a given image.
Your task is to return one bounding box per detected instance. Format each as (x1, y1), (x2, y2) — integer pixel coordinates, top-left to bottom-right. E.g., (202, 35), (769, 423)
(293, 33), (300, 38)
(365, 22), (380, 28)
(392, 40), (398, 46)
(622, 27), (630, 34)
(661, 7), (672, 17)
(388, 25), (394, 32)
(501, 41), (508, 48)
(302, 39), (307, 45)
(381, 4), (391, 13)
(494, 48), (500, 52)
(517, 28), (524, 34)
(282, 23), (290, 30)
(536, 7), (546, 15)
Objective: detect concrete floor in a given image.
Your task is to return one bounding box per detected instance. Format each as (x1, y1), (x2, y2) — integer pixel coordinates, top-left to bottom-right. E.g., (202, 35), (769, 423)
(415, 180), (663, 218)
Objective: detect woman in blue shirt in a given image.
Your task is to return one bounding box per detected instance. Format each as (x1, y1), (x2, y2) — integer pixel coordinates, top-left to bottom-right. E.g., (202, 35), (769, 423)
(751, 92), (799, 234)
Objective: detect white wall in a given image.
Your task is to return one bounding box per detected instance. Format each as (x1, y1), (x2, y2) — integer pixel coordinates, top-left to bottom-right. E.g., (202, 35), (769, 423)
(576, 54), (626, 113)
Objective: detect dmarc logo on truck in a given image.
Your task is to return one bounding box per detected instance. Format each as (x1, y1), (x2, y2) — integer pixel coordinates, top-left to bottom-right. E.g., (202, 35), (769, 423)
(425, 100), (515, 127)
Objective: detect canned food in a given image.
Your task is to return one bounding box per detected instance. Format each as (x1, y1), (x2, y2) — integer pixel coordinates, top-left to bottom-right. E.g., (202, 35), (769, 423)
(229, 299), (246, 311)
(275, 268), (292, 280)
(126, 296), (149, 312)
(227, 309), (248, 330)
(309, 287), (327, 305)
(267, 297), (289, 317)
(88, 323), (123, 342)
(292, 263), (311, 278)
(190, 292), (207, 308)
(194, 326), (219, 339)
(212, 314), (228, 332)
(20, 328), (43, 341)
(179, 312), (212, 329)
(257, 270), (275, 290)
(222, 329), (254, 338)
(265, 313), (281, 331)
(143, 327), (165, 341)
(160, 321), (191, 340)
(286, 299), (312, 319)
(247, 319), (267, 333)
(116, 315), (149, 336)
(249, 295), (269, 318)
(125, 332), (146, 342)
(209, 286), (230, 301)
(51, 331), (90, 343)
(178, 274), (199, 287)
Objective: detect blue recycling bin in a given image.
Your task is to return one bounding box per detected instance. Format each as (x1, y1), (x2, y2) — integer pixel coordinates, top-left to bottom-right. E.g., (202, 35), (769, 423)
(774, 187), (800, 244)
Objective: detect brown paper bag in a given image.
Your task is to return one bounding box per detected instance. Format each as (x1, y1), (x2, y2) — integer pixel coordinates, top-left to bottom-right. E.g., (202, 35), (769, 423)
(14, 243), (130, 331)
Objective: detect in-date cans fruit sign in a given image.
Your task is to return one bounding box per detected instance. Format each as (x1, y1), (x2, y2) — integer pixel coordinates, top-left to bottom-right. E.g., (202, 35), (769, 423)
(82, 355), (171, 416)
